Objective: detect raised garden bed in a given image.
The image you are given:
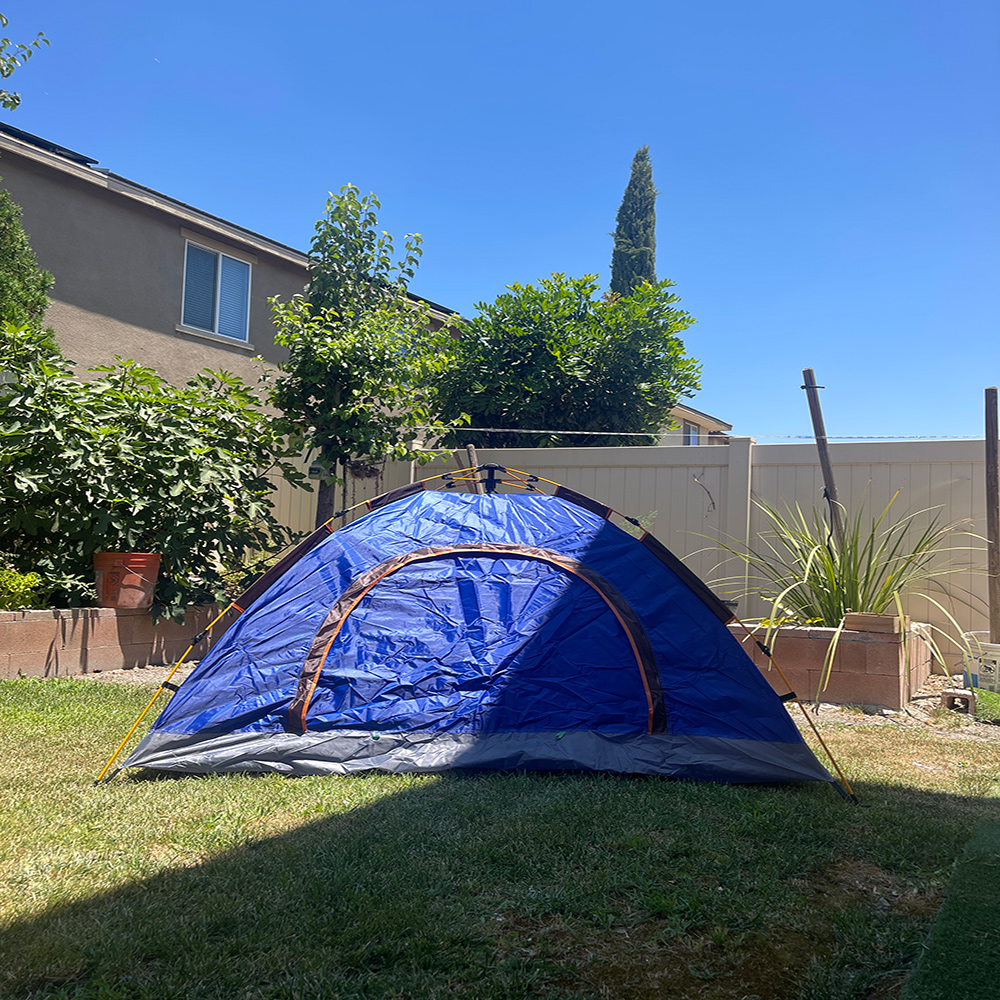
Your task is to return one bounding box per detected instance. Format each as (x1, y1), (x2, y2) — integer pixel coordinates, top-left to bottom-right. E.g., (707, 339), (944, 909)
(0, 606), (232, 679)
(730, 621), (933, 710)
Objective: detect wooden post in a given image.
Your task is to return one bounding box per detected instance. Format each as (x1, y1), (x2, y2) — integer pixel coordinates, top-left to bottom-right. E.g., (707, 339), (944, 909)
(465, 443), (485, 495)
(802, 368), (846, 548)
(986, 388), (1000, 643)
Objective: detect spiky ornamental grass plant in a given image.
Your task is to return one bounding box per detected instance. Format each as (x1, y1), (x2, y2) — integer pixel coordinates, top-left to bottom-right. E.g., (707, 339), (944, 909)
(711, 494), (984, 688)
(739, 496), (980, 626)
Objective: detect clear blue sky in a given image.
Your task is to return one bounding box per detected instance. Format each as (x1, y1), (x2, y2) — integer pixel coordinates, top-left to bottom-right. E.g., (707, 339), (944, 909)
(3, 1), (997, 440)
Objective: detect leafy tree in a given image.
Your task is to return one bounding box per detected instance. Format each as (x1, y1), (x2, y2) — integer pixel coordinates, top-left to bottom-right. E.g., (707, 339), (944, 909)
(0, 13), (54, 343)
(305, 184), (423, 321)
(0, 12), (48, 111)
(270, 185), (451, 527)
(610, 145), (657, 297)
(0, 180), (56, 346)
(0, 323), (305, 616)
(436, 274), (701, 448)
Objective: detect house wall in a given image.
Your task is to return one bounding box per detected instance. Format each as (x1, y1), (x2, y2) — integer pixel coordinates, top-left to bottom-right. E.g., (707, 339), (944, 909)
(0, 142), (307, 387)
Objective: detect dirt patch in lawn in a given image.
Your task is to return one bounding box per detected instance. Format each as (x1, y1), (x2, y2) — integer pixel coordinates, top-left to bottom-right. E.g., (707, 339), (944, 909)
(485, 910), (818, 1000)
(486, 855), (944, 1000)
(791, 858), (942, 919)
(71, 662), (199, 686)
(789, 672), (1000, 746)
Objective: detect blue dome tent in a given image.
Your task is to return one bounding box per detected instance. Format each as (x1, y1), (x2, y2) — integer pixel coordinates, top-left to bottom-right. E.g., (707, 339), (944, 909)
(104, 468), (840, 789)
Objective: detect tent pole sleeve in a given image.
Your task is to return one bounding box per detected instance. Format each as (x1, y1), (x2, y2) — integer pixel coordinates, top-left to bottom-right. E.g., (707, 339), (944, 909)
(288, 544), (665, 736)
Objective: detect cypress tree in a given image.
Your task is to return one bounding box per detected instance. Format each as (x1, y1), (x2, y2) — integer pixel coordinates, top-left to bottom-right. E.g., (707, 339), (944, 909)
(0, 179), (54, 337)
(610, 145), (657, 297)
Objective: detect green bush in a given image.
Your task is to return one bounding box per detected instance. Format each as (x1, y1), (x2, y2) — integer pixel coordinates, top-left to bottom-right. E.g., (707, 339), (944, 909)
(0, 177), (54, 340)
(0, 322), (307, 617)
(435, 274), (701, 448)
(0, 564), (49, 610)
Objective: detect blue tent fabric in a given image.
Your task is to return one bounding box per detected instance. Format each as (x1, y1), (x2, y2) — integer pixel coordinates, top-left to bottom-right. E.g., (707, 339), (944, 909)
(121, 491), (834, 785)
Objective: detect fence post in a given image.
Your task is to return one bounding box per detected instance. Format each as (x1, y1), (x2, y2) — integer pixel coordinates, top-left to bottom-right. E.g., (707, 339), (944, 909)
(724, 436), (755, 612)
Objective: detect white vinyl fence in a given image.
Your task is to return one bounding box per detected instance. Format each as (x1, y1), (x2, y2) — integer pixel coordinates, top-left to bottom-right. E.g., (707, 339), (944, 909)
(269, 438), (989, 665)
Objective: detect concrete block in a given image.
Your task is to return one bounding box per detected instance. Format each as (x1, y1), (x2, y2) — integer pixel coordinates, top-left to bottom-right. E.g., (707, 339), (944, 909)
(62, 612), (122, 651)
(941, 689), (976, 714)
(6, 649), (61, 678)
(862, 640), (906, 676)
(831, 638), (867, 675)
(821, 671), (904, 709)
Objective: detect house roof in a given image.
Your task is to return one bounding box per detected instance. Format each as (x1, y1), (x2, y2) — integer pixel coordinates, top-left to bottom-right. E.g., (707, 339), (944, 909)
(671, 403), (733, 432)
(0, 122), (98, 166)
(0, 121), (455, 322)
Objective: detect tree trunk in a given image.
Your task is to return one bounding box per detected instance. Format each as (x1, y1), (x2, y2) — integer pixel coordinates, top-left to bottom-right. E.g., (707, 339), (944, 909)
(315, 478), (337, 529)
(314, 453), (345, 528)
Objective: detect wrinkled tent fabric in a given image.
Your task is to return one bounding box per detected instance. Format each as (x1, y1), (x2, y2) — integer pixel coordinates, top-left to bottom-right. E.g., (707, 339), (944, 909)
(121, 490), (833, 785)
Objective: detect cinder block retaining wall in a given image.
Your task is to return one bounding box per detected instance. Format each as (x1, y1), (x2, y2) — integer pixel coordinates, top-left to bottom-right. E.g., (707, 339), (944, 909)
(730, 624), (933, 710)
(0, 607), (232, 679)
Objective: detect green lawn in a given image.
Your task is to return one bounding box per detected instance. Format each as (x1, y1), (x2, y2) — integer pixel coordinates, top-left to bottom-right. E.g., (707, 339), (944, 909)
(2, 678), (998, 1000)
(974, 686), (1000, 723)
(900, 821), (1000, 1000)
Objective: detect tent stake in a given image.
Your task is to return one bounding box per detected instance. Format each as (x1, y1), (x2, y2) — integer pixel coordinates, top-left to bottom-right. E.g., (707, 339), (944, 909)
(93, 603), (234, 784)
(732, 616), (859, 804)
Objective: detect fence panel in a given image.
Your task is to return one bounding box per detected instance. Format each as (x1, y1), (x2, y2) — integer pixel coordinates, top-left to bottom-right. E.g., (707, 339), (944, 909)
(267, 438), (988, 667)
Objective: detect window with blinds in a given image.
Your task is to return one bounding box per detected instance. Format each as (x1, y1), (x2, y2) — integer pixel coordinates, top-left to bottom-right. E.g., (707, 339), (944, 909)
(182, 241), (251, 340)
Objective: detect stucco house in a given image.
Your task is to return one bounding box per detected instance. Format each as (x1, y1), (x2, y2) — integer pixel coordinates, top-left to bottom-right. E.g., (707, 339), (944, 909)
(660, 403), (732, 445)
(0, 122), (455, 389)
(0, 122), (304, 386)
(0, 122), (730, 461)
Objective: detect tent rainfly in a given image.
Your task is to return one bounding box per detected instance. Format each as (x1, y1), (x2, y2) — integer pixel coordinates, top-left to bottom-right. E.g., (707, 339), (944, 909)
(107, 471), (840, 789)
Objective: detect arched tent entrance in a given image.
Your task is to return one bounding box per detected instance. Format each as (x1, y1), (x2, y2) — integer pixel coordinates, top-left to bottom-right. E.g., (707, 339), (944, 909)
(110, 476), (838, 787)
(288, 544), (664, 737)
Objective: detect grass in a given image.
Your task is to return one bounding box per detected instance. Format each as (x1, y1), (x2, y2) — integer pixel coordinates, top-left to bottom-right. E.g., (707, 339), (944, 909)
(974, 686), (1000, 723)
(1, 679), (999, 1000)
(900, 822), (1000, 1000)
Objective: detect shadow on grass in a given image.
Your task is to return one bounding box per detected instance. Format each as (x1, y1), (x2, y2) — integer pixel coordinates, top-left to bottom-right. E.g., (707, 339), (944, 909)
(2, 772), (997, 1000)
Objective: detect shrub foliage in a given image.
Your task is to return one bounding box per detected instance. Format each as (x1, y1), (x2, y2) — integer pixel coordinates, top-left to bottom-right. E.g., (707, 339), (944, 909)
(436, 274), (701, 448)
(0, 323), (304, 615)
(0, 176), (55, 344)
(0, 563), (49, 610)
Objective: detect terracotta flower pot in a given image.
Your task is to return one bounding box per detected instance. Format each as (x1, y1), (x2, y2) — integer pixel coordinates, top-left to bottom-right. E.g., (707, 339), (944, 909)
(93, 553), (161, 609)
